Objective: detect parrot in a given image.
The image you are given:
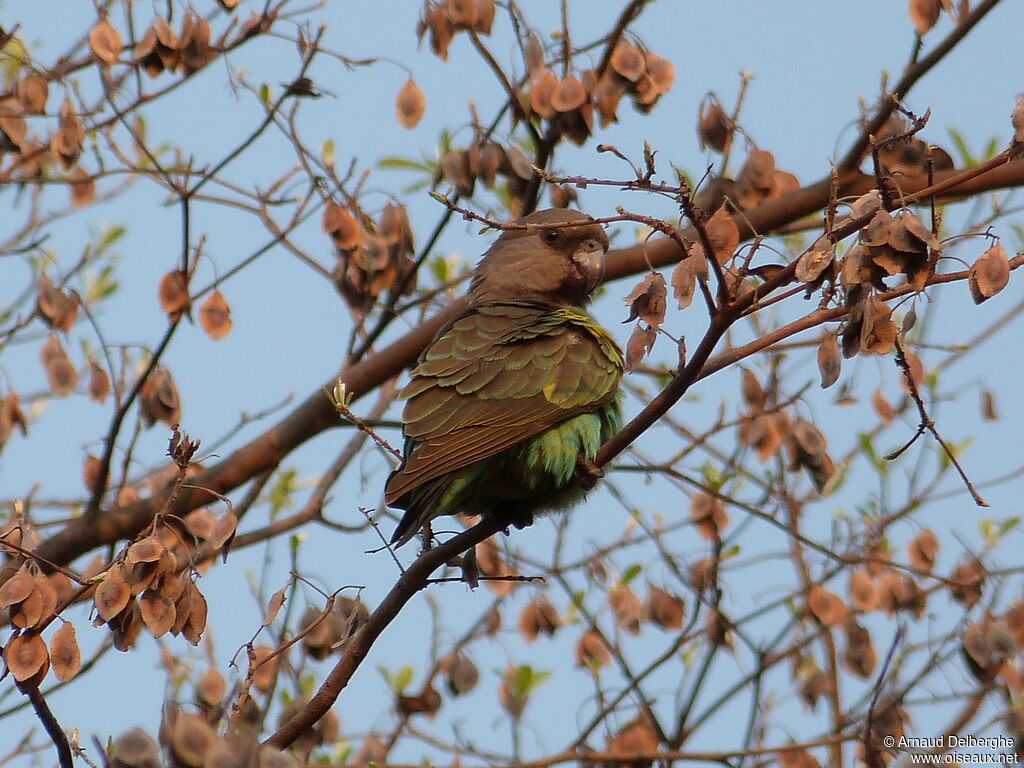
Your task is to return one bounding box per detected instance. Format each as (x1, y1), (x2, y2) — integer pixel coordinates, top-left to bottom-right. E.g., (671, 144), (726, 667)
(385, 208), (623, 547)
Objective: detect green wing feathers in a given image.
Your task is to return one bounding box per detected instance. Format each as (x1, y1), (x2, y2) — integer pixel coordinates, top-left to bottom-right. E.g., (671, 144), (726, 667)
(384, 303), (622, 517)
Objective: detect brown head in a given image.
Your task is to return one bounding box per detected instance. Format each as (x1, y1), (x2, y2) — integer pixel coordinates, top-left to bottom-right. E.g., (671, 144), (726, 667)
(469, 209), (609, 306)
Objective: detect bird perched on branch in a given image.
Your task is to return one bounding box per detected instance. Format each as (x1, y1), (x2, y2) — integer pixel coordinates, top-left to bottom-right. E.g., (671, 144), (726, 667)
(385, 208), (623, 547)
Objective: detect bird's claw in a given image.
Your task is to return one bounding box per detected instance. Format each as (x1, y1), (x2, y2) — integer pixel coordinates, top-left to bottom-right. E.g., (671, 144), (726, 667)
(573, 457), (604, 490)
(510, 511), (534, 530)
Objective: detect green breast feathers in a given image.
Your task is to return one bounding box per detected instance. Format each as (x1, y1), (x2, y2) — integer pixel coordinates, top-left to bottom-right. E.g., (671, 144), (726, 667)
(385, 302), (623, 546)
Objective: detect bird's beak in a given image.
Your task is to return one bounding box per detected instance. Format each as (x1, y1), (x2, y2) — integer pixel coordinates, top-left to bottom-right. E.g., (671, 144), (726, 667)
(571, 239), (607, 294)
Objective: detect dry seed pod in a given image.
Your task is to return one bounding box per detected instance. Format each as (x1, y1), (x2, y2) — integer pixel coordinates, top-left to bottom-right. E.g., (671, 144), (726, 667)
(197, 666), (227, 708)
(476, 538), (517, 597)
(697, 96), (732, 153)
(170, 712), (217, 767)
(622, 272), (667, 330)
(670, 255), (698, 310)
(807, 584), (848, 627)
(322, 200), (360, 250)
(88, 362), (111, 403)
(51, 99), (85, 169)
(644, 52), (675, 94)
(689, 491), (728, 540)
(646, 584), (685, 630)
(607, 715), (658, 758)
(109, 727), (160, 768)
(550, 76), (587, 113)
(198, 291), (232, 340)
(817, 332), (841, 389)
(182, 587), (208, 645)
(36, 275), (79, 332)
(609, 40), (645, 82)
(446, 0), (479, 27)
(139, 366), (181, 428)
(528, 69), (559, 119)
(94, 564), (132, 621)
(704, 206), (739, 265)
(89, 18), (123, 64)
(395, 77), (426, 129)
(0, 563), (35, 609)
(251, 645), (279, 692)
(517, 595), (561, 642)
(12, 570), (59, 629)
(17, 75), (49, 114)
(5, 631), (50, 683)
(849, 568), (879, 613)
(397, 685), (442, 718)
(949, 557), (986, 607)
(127, 535), (166, 566)
(625, 323), (656, 370)
(907, 528), (939, 573)
(178, 11), (214, 74)
(909, 0), (942, 35)
(50, 622), (82, 681)
(158, 270), (190, 320)
(797, 245), (835, 284)
(843, 618), (877, 678)
(871, 389), (896, 425)
(40, 333), (78, 397)
(968, 243), (1010, 304)
(607, 583), (643, 636)
(440, 651), (479, 696)
(139, 589), (176, 637)
(574, 629), (612, 668)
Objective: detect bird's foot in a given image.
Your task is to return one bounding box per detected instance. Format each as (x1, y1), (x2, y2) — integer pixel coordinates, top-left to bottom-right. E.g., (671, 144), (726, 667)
(573, 457), (604, 490)
(509, 511), (534, 531)
(498, 510), (534, 535)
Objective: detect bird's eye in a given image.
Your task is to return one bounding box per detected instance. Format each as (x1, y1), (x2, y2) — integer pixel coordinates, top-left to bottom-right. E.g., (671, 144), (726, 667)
(541, 228), (560, 244)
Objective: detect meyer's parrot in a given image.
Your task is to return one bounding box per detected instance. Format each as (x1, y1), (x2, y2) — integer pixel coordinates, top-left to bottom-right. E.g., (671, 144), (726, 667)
(385, 208), (623, 546)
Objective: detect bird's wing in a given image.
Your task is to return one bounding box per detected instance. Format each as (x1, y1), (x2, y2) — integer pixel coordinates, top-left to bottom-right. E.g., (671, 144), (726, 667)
(384, 303), (622, 504)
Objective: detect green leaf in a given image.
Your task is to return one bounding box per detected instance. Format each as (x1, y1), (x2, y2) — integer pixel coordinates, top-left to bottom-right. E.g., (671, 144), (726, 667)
(269, 467), (299, 518)
(947, 128), (975, 167)
(378, 156), (430, 172)
(85, 264), (119, 304)
(621, 563), (643, 584)
(99, 225), (126, 251)
(331, 743), (353, 764)
(979, 518), (995, 545)
(858, 432), (886, 475)
(998, 516), (1021, 538)
(939, 437), (971, 471)
(389, 663), (413, 696)
(700, 461), (723, 490)
(400, 179), (430, 195)
(510, 664), (550, 698)
(427, 254), (450, 285)
(982, 136), (999, 161)
(1, 36), (29, 81)
(321, 138), (335, 168)
(1011, 224), (1024, 251)
(679, 640), (698, 668)
(259, 83), (273, 107)
(299, 673), (316, 696)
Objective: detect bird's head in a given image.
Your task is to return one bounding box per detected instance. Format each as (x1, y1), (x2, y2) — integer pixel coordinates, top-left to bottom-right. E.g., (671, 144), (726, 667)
(469, 209), (609, 306)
